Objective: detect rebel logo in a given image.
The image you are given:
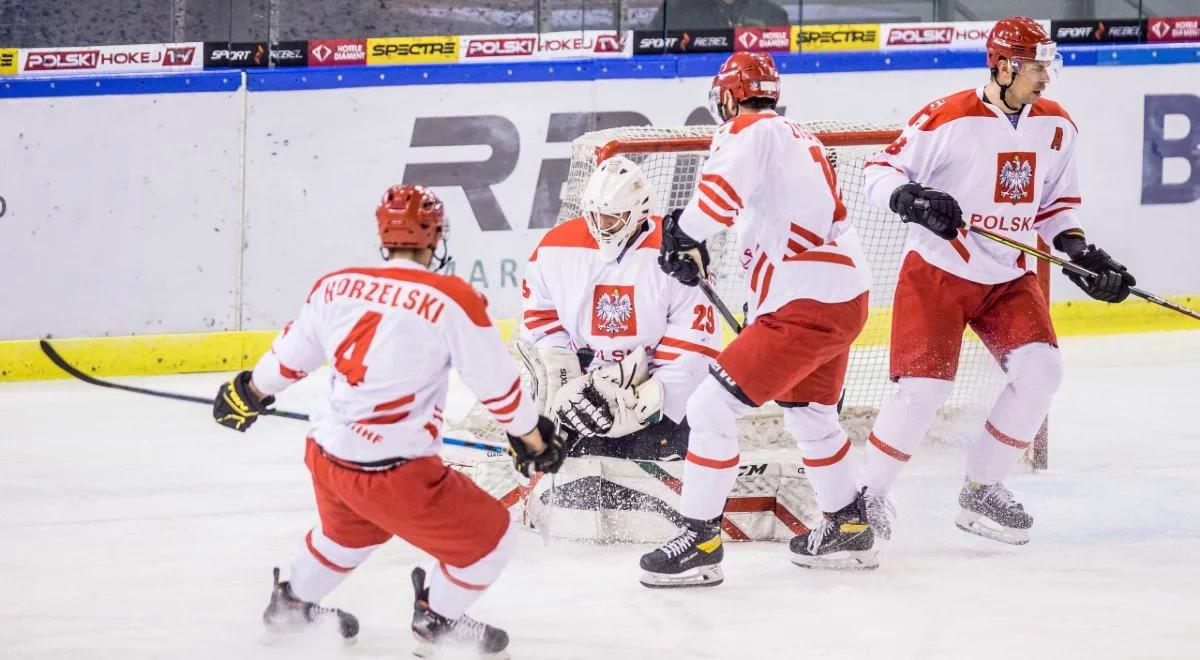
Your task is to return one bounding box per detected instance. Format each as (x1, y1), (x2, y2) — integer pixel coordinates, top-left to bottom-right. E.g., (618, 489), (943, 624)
(995, 152), (1037, 204)
(592, 285), (637, 336)
(465, 37), (535, 57)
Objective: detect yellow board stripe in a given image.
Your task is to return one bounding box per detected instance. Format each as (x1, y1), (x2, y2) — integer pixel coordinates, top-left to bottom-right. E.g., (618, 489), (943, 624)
(0, 298), (1194, 382)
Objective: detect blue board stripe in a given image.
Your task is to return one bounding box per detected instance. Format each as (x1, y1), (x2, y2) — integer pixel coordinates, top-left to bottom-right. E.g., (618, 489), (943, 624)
(1, 43), (1198, 98)
(0, 70), (242, 98)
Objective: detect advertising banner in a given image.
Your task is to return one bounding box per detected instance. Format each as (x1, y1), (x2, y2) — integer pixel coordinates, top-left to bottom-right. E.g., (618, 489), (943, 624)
(1050, 20), (1144, 44)
(269, 41), (309, 68)
(793, 24), (880, 52)
(19, 42), (202, 75)
(880, 20), (1050, 49)
(1147, 17), (1200, 43)
(535, 31), (632, 59)
(203, 42), (269, 69)
(0, 48), (16, 75)
(734, 27), (791, 52)
(633, 29), (733, 54)
(459, 34), (537, 62)
(366, 36), (459, 65)
(307, 39), (367, 67)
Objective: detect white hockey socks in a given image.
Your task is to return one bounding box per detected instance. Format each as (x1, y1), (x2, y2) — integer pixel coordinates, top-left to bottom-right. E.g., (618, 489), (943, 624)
(678, 378), (747, 520)
(966, 343), (1062, 484)
(289, 528), (382, 603)
(862, 377), (954, 494)
(787, 403), (859, 513)
(428, 522), (517, 620)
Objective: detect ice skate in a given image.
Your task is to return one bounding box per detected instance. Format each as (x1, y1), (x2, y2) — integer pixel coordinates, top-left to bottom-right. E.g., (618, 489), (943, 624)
(790, 492), (878, 570)
(861, 487), (896, 541)
(639, 516), (725, 588)
(262, 567), (359, 642)
(411, 567), (510, 659)
(956, 480), (1033, 545)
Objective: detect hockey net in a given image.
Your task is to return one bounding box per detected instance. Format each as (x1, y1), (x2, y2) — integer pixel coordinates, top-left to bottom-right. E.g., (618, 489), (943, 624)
(450, 121), (1046, 468)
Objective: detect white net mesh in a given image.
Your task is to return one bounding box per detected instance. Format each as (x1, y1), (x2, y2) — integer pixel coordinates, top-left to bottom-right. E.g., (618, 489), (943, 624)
(553, 122), (1013, 452)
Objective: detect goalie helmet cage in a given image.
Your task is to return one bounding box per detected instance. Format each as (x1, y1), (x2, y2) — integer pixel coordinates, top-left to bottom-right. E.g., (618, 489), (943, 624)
(556, 122), (1050, 469)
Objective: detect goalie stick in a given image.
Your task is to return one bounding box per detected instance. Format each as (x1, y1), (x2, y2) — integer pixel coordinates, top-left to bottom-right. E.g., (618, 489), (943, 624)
(37, 339), (506, 454)
(969, 227), (1200, 321)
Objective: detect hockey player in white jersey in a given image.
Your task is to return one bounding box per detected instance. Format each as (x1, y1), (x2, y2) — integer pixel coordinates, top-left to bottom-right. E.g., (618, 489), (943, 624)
(859, 17), (1136, 546)
(641, 51), (877, 587)
(522, 156), (720, 462)
(211, 184), (564, 658)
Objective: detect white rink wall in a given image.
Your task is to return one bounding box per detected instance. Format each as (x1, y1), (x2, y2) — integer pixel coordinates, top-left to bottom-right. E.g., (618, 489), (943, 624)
(2, 61), (1199, 339)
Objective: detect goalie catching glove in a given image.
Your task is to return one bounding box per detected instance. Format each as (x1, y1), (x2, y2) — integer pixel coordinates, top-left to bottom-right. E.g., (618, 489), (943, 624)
(213, 370), (275, 432)
(890, 182), (965, 241)
(658, 209), (710, 287)
(551, 346), (664, 438)
(507, 415), (566, 477)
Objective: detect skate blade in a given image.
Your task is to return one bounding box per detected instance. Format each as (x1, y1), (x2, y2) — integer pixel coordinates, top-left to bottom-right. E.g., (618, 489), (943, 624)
(639, 563), (725, 589)
(955, 510), (1030, 545)
(413, 640), (510, 659)
(790, 549), (879, 571)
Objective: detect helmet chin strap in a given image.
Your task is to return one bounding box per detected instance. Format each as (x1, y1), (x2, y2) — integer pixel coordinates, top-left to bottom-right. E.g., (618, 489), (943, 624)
(993, 66), (1024, 113)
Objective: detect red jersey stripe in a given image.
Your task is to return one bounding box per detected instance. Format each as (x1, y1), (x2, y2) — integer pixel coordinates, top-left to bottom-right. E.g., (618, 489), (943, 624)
(481, 378), (521, 405)
(757, 263), (775, 308)
(523, 309), (559, 321)
(488, 389), (524, 416)
(783, 251), (856, 268)
(652, 350), (681, 362)
(701, 173), (744, 208)
(373, 393), (415, 412)
(1034, 205), (1075, 223)
(986, 421), (1031, 449)
(357, 411), (410, 425)
(749, 253), (768, 292)
(658, 336), (720, 359)
(789, 223), (825, 247)
(949, 237), (971, 262)
(699, 180), (736, 211)
(524, 316), (561, 330)
(698, 197), (736, 227)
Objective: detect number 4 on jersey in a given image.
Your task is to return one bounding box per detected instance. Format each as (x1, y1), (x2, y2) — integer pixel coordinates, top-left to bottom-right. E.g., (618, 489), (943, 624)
(334, 311), (382, 386)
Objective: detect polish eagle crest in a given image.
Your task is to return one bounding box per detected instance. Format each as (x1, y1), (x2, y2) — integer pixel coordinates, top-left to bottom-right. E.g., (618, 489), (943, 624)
(998, 155), (1033, 202)
(595, 288), (634, 334)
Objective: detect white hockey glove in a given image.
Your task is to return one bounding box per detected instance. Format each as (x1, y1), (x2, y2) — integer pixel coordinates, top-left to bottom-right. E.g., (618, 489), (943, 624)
(514, 339), (583, 416)
(551, 347), (663, 438)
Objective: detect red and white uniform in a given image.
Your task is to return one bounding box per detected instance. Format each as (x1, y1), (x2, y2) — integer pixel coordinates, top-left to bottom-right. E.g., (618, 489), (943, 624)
(522, 217), (720, 423)
(864, 87), (1083, 285)
(673, 111), (872, 522)
(254, 260), (537, 463)
(677, 110), (871, 322)
(250, 260), (535, 620)
(860, 88), (1075, 497)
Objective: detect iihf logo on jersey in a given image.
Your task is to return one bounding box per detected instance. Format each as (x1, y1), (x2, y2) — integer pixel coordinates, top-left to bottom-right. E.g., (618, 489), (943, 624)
(994, 152), (1037, 204)
(592, 285), (637, 337)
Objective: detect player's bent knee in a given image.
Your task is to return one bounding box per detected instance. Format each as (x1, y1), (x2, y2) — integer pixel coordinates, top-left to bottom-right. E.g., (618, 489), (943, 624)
(685, 377), (745, 436)
(1006, 342), (1063, 398)
(446, 519), (517, 587)
(782, 402), (842, 444)
(895, 377), (955, 415)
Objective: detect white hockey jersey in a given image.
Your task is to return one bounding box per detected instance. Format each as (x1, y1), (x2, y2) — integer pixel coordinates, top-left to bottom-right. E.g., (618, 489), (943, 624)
(521, 217), (720, 424)
(863, 87), (1084, 285)
(676, 110), (871, 323)
(251, 260), (537, 464)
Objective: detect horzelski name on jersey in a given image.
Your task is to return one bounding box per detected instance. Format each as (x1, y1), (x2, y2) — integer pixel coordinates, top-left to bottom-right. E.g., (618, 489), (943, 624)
(592, 285), (638, 336)
(319, 274), (447, 324)
(995, 152), (1036, 204)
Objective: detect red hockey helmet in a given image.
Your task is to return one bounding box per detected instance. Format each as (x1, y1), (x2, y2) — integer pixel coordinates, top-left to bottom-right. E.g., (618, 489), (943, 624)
(709, 52), (780, 121)
(375, 184), (445, 251)
(987, 17), (1060, 78)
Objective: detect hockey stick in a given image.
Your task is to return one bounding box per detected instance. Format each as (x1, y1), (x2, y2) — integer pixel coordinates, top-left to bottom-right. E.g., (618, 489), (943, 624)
(37, 339), (506, 453)
(968, 227), (1200, 321)
(698, 278), (744, 334)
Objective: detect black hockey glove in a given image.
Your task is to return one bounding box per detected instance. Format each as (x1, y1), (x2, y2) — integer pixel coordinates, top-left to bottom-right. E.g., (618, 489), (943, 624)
(1061, 241), (1136, 303)
(890, 183), (965, 241)
(213, 370), (275, 432)
(658, 209), (710, 287)
(508, 415), (567, 477)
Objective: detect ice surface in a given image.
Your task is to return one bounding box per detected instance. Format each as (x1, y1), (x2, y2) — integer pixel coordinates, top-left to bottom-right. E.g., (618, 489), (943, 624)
(2, 331), (1198, 659)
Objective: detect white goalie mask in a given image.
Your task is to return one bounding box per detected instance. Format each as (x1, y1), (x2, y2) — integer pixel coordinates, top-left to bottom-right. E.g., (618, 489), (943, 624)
(580, 156), (657, 262)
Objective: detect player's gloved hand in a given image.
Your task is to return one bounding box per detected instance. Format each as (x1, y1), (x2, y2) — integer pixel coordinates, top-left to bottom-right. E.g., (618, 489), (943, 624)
(507, 415), (566, 477)
(551, 374), (615, 437)
(890, 183), (965, 241)
(213, 370), (275, 432)
(1065, 243), (1136, 303)
(658, 209), (711, 287)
